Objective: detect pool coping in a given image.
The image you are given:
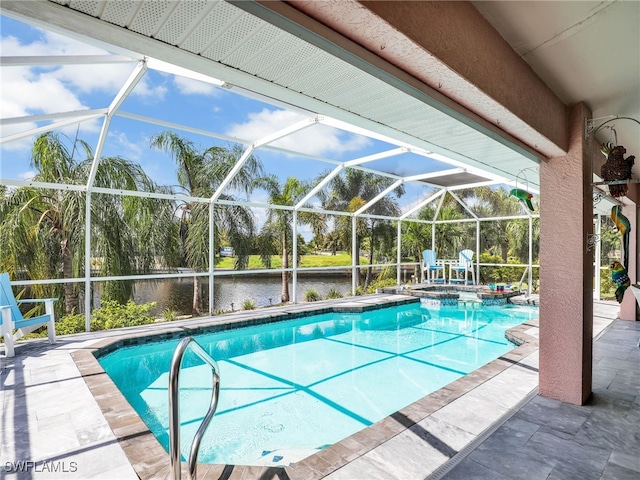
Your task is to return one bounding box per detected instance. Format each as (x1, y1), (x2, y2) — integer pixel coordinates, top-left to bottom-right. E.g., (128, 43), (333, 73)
(70, 294), (540, 480)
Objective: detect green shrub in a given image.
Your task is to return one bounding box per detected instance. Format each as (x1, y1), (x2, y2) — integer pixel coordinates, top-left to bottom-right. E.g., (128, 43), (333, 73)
(242, 299), (255, 310)
(20, 300), (158, 338)
(162, 308), (177, 322)
(600, 275), (616, 300)
(375, 265), (396, 281)
(365, 277), (397, 294)
(17, 313), (88, 339)
(478, 253), (538, 284)
(91, 300), (156, 330)
(479, 252), (503, 283)
(304, 289), (322, 302)
(54, 313), (87, 336)
(325, 288), (343, 299)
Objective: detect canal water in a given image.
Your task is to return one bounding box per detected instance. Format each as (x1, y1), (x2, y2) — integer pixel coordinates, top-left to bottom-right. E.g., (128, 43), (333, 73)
(121, 274), (354, 316)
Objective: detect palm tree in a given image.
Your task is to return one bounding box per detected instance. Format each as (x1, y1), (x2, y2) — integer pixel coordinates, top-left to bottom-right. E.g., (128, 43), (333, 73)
(322, 230), (343, 255)
(320, 169), (404, 287)
(258, 175), (325, 303)
(150, 131), (262, 315)
(401, 220), (432, 281)
(0, 132), (176, 314)
(459, 186), (521, 261)
(428, 199), (466, 259)
(506, 217), (540, 263)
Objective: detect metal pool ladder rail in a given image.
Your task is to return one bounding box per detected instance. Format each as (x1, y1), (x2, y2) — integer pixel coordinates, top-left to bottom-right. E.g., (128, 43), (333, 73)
(169, 337), (221, 480)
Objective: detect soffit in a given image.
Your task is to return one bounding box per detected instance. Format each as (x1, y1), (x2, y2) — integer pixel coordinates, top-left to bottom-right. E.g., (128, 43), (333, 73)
(2, 0), (543, 190)
(473, 1), (640, 182)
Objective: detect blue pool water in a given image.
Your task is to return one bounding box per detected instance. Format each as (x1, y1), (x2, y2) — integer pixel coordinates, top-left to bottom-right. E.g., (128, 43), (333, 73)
(99, 301), (537, 466)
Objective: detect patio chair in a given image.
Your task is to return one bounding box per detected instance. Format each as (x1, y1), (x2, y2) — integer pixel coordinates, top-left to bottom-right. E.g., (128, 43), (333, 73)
(449, 249), (476, 285)
(0, 273), (57, 357)
(422, 249), (444, 283)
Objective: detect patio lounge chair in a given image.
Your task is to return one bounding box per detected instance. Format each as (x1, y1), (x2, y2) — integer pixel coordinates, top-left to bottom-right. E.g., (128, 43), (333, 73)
(0, 273), (57, 357)
(422, 249), (444, 283)
(450, 249), (476, 285)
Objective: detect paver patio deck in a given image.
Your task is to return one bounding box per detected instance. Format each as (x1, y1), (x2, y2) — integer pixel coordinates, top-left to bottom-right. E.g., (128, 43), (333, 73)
(435, 305), (640, 480)
(0, 295), (629, 480)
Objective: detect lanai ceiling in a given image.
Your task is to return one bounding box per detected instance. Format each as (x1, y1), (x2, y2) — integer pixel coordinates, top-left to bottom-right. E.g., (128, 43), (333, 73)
(1, 0), (639, 198)
(473, 0), (640, 209)
(473, 0), (639, 161)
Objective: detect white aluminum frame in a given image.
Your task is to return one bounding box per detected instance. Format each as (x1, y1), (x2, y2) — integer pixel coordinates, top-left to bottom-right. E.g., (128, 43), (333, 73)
(1, 48), (543, 329)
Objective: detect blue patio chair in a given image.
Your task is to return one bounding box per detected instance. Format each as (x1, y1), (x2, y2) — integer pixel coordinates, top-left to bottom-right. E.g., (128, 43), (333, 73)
(449, 249), (476, 285)
(0, 273), (57, 357)
(422, 249), (444, 283)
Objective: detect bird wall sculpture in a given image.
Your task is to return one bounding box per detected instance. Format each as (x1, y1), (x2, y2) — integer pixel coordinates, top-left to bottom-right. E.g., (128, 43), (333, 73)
(610, 205), (631, 271)
(610, 260), (630, 303)
(509, 188), (535, 212)
(600, 143), (635, 198)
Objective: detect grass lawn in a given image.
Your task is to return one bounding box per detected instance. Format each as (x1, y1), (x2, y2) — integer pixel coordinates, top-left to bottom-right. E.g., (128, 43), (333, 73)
(216, 253), (370, 269)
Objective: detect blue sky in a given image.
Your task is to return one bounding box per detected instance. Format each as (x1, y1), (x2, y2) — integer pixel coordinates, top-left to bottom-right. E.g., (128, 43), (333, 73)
(1, 14), (463, 217)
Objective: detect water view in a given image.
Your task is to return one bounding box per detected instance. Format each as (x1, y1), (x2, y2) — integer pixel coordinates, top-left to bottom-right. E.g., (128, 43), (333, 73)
(95, 275), (354, 316)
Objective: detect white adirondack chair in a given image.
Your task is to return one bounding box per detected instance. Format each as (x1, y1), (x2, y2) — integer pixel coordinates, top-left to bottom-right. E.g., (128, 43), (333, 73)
(0, 273), (57, 357)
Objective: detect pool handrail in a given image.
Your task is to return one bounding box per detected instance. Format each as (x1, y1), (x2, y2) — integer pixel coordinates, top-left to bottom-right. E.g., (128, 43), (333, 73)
(169, 336), (221, 480)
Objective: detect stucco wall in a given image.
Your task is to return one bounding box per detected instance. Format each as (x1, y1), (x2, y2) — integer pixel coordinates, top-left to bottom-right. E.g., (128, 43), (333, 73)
(539, 103), (593, 405)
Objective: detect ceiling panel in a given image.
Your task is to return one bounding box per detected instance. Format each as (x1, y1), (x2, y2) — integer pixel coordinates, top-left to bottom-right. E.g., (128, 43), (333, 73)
(225, 24), (293, 72)
(101, 1), (137, 27)
(128, 1), (174, 36)
(180, 1), (241, 53)
(260, 44), (323, 82)
(155, 0), (210, 46)
(473, 1), (639, 180)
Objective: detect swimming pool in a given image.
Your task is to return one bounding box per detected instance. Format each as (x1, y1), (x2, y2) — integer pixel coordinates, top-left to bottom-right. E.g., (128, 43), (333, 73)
(98, 301), (537, 467)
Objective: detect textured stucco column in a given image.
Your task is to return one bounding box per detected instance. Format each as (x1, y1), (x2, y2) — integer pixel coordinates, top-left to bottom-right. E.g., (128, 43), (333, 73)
(619, 201), (638, 320)
(539, 103), (593, 405)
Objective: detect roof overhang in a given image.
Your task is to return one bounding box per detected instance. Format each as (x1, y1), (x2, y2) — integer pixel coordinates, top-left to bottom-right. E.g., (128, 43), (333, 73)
(1, 0), (544, 191)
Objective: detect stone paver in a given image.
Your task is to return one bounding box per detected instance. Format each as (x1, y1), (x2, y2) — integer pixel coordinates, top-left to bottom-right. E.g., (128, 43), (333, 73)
(0, 296), (624, 480)
(437, 310), (640, 480)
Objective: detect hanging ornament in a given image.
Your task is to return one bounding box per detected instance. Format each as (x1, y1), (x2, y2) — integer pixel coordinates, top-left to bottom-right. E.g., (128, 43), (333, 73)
(599, 128), (635, 197)
(509, 188), (535, 212)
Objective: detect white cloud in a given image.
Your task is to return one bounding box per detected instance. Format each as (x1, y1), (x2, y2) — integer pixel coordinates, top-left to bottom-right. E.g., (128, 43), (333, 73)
(225, 109), (371, 157)
(1, 31), (131, 94)
(107, 131), (145, 160)
(1, 63), (86, 112)
(19, 170), (36, 180)
(173, 76), (218, 96)
(1, 27), (166, 124)
(131, 78), (168, 100)
(0, 121), (39, 152)
(39, 30), (110, 56)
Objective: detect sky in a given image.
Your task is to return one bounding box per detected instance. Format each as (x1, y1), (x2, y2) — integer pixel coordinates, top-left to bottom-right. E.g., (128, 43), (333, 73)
(0, 14), (482, 223)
